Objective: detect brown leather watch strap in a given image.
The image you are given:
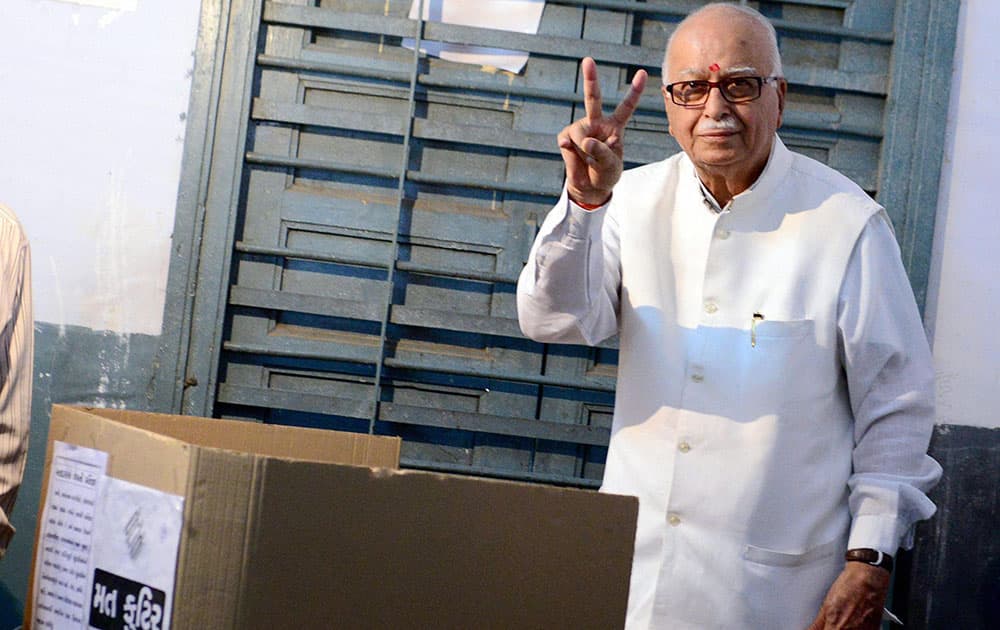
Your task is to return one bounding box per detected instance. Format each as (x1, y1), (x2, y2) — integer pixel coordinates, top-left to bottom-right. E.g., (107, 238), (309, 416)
(845, 548), (894, 573)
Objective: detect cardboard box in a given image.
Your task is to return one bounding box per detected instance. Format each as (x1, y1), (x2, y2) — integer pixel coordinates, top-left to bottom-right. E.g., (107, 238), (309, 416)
(27, 405), (638, 629)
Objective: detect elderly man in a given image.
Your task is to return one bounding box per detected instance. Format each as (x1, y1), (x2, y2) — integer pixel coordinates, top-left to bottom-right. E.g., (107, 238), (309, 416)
(517, 3), (940, 629)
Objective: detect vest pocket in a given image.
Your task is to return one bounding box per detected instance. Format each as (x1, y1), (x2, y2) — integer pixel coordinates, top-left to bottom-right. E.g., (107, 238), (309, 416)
(737, 318), (834, 413)
(751, 318), (813, 340)
(740, 536), (845, 628)
(743, 535), (842, 567)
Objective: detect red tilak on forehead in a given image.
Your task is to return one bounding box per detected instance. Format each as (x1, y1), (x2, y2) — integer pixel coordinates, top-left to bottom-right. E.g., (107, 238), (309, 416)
(709, 62), (720, 72)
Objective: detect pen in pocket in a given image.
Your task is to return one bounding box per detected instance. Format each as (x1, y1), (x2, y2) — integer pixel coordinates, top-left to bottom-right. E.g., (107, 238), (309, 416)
(751, 312), (765, 348)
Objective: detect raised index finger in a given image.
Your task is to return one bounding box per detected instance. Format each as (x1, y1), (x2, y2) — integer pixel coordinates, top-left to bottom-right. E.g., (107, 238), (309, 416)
(610, 68), (648, 127)
(581, 57), (604, 122)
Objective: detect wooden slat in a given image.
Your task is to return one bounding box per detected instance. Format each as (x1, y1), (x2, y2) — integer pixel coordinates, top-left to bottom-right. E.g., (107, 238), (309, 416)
(381, 402), (611, 447)
(384, 357), (617, 393)
(399, 458), (602, 488)
(229, 286), (385, 321)
(223, 335), (381, 365)
(246, 150), (565, 197)
(390, 306), (523, 339)
(218, 383), (375, 418)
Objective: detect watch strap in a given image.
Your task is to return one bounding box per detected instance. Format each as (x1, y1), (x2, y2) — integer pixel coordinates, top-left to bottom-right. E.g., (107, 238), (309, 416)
(845, 548), (894, 573)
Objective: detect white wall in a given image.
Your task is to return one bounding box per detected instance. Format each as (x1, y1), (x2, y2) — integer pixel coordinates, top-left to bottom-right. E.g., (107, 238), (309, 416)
(925, 0), (1000, 430)
(0, 0), (201, 336)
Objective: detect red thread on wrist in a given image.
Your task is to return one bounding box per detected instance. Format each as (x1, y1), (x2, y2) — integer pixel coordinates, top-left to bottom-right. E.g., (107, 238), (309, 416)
(570, 193), (611, 210)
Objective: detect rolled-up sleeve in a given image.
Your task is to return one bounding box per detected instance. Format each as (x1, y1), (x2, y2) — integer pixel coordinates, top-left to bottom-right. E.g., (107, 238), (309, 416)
(838, 211), (941, 554)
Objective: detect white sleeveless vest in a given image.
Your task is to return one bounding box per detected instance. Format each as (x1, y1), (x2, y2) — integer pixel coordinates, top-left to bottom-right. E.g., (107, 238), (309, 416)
(601, 139), (881, 629)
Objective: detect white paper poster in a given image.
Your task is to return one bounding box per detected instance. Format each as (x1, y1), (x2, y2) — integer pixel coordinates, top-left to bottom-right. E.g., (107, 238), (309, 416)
(404, 0), (546, 73)
(31, 441), (185, 630)
(87, 477), (184, 630)
(32, 441), (108, 629)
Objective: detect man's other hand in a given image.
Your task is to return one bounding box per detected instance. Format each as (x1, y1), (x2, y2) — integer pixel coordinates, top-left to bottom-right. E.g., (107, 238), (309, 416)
(806, 562), (891, 629)
(557, 57), (647, 206)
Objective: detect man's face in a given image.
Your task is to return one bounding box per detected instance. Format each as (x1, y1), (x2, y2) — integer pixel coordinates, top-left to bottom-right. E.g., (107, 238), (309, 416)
(663, 11), (786, 184)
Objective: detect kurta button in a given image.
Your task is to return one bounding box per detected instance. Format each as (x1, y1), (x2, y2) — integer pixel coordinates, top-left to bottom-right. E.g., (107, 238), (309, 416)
(704, 301), (718, 314)
(668, 513), (681, 526)
(678, 441), (691, 453)
(717, 229), (731, 240)
(690, 373), (704, 383)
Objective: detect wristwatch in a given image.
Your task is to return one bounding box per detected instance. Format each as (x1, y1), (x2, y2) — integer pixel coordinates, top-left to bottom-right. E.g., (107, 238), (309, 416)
(845, 548), (894, 573)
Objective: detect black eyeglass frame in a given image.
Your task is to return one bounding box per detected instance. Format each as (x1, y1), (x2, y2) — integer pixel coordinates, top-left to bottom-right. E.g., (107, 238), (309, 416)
(662, 76), (784, 107)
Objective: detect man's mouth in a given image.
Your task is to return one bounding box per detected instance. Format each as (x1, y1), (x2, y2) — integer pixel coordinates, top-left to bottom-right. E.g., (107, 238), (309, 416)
(696, 121), (740, 137)
(699, 129), (738, 139)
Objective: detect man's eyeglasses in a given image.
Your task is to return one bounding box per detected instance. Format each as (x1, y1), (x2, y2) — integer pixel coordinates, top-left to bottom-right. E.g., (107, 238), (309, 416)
(663, 76), (782, 107)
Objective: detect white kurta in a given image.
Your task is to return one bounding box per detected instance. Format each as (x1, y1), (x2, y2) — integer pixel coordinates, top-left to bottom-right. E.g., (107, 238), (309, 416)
(517, 138), (940, 629)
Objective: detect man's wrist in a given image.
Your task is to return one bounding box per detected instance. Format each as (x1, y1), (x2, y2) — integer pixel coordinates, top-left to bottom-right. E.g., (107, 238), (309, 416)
(568, 191), (612, 210)
(845, 548), (894, 573)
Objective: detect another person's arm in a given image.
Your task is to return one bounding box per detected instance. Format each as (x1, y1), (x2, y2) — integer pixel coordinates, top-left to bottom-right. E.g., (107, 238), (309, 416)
(0, 214), (32, 559)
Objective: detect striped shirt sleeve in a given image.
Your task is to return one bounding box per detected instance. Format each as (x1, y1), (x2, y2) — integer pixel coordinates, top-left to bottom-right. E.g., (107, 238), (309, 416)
(0, 206), (33, 558)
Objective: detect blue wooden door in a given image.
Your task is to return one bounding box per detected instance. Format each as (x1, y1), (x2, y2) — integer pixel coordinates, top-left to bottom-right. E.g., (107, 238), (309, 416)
(155, 0), (958, 487)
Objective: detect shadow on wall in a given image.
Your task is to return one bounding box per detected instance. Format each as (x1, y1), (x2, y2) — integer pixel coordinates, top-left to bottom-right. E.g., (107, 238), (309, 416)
(0, 321), (160, 620)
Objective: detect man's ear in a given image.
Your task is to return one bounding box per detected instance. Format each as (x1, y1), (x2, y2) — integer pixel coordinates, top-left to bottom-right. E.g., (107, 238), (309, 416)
(661, 86), (675, 137)
(775, 78), (788, 128)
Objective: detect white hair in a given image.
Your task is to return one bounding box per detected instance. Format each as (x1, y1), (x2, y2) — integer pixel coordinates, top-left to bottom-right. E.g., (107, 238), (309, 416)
(662, 2), (783, 84)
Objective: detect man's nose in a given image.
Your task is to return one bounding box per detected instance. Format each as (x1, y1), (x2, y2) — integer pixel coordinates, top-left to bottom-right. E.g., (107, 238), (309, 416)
(702, 85), (732, 118)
